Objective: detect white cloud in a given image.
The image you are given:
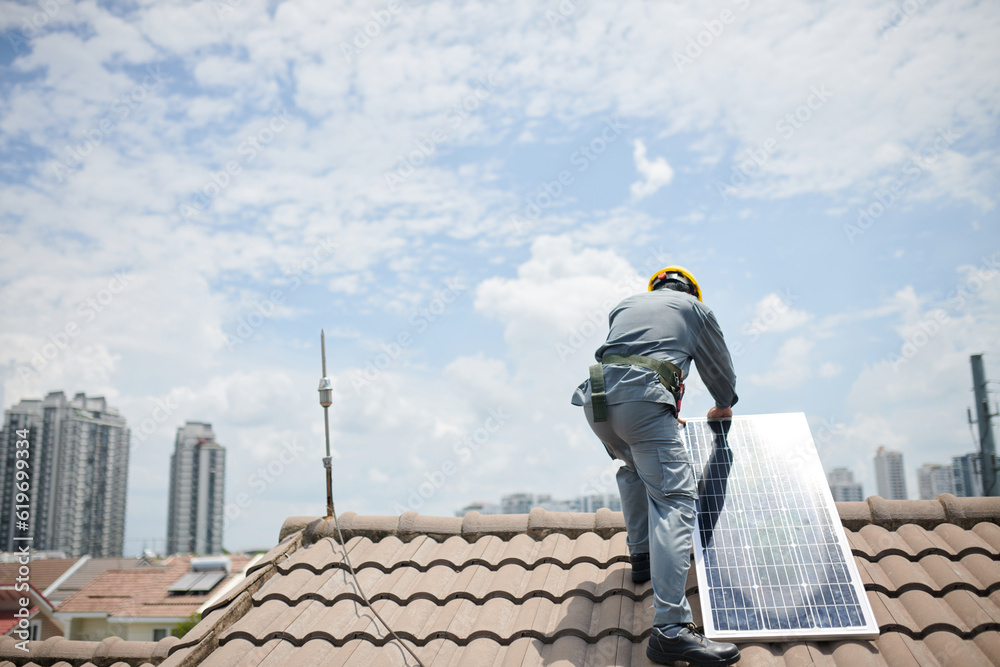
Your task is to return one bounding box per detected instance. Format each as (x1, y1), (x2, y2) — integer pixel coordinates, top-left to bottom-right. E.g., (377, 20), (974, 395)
(629, 139), (674, 200)
(0, 0), (998, 551)
(818, 362), (842, 378)
(748, 292), (813, 335)
(748, 337), (815, 389)
(474, 235), (644, 366)
(822, 268), (1000, 498)
(5, 0), (999, 211)
(675, 210), (706, 224)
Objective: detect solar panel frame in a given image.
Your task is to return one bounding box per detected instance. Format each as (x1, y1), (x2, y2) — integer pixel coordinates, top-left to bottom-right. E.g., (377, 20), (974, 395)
(167, 572), (200, 593)
(167, 570), (227, 594)
(187, 570), (226, 593)
(683, 413), (879, 642)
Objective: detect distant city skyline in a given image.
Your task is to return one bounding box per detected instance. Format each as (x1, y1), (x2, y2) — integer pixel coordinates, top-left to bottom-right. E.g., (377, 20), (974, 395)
(874, 447), (908, 500)
(1, 0), (999, 555)
(166, 422), (226, 555)
(458, 492), (623, 516)
(0, 391), (129, 557)
(826, 467), (864, 502)
(0, 385), (993, 562)
(918, 463), (955, 500)
(825, 446), (987, 501)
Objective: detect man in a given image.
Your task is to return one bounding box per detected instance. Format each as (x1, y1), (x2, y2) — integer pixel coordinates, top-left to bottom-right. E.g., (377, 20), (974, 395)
(571, 266), (740, 666)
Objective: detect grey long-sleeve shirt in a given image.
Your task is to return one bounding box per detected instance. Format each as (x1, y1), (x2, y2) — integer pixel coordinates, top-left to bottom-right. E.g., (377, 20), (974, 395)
(571, 288), (738, 412)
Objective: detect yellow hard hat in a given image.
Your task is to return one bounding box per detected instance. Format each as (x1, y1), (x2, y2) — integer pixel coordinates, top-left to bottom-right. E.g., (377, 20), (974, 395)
(648, 265), (702, 301)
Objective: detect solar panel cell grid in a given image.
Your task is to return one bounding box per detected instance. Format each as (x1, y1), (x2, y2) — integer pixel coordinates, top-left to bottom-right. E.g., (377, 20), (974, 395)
(685, 413), (879, 641)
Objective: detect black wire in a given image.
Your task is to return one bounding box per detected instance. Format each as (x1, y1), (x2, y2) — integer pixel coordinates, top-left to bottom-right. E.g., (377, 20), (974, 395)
(329, 504), (426, 667)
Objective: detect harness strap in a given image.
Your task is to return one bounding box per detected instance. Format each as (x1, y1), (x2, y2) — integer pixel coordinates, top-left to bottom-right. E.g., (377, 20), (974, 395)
(588, 354), (685, 423)
(601, 353), (684, 399)
(589, 363), (608, 422)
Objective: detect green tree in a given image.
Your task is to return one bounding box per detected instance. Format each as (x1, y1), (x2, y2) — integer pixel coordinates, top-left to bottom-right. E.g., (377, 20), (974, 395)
(171, 613), (201, 639)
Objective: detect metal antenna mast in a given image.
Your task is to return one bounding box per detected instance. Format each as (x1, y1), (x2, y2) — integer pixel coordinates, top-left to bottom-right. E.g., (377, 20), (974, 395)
(312, 330), (427, 666)
(969, 354), (999, 496)
(318, 330), (335, 517)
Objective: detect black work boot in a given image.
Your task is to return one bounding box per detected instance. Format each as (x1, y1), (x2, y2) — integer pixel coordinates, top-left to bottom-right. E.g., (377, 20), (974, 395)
(646, 624), (740, 666)
(629, 552), (650, 583)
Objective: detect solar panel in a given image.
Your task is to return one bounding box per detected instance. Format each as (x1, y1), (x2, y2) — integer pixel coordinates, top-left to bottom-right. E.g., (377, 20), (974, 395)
(188, 570), (227, 593)
(168, 570), (226, 594)
(683, 413), (879, 641)
(167, 572), (203, 593)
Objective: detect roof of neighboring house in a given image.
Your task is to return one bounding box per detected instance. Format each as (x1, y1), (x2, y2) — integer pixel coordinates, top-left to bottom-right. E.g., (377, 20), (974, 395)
(46, 557), (156, 606)
(56, 555), (253, 621)
(0, 559), (77, 593)
(2, 495), (998, 667)
(0, 608), (36, 636)
(0, 585), (50, 610)
(0, 556), (161, 609)
(0, 583), (61, 639)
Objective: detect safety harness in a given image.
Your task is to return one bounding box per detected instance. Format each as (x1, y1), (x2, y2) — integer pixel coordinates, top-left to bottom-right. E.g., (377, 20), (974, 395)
(589, 354), (685, 422)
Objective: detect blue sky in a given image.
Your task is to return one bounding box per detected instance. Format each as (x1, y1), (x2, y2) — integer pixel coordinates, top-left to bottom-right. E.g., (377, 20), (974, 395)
(1, 0), (998, 555)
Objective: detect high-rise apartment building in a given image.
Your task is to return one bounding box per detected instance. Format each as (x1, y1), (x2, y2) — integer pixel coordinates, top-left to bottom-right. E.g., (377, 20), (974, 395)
(917, 463), (955, 500)
(576, 494), (624, 512)
(0, 391), (129, 557)
(455, 501), (502, 516)
(466, 492), (624, 516)
(952, 453), (984, 497)
(501, 493), (549, 514)
(874, 446), (908, 500)
(826, 467), (864, 502)
(166, 422), (226, 555)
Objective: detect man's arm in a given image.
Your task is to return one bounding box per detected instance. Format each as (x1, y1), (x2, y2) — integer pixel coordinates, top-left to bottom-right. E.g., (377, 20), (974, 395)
(694, 307), (738, 417)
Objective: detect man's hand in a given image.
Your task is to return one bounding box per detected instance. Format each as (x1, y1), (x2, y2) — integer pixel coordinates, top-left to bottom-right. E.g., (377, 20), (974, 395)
(707, 406), (732, 420)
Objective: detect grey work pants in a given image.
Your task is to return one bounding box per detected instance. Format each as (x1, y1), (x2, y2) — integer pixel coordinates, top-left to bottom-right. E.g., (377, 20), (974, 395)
(584, 400), (696, 627)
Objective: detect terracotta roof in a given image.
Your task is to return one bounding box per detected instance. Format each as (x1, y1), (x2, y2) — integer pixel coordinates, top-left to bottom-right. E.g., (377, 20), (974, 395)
(149, 494), (1000, 666)
(0, 583), (64, 641)
(0, 609), (36, 636)
(57, 555), (252, 620)
(0, 559), (77, 592)
(46, 557), (154, 606)
(5, 495), (999, 666)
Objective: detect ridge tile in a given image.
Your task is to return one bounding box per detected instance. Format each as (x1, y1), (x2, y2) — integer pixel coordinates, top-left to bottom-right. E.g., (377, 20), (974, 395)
(593, 508), (626, 538)
(868, 497), (946, 530)
(837, 501), (873, 532)
(461, 511), (529, 541)
(938, 495), (1000, 529)
(397, 511), (463, 541)
(527, 508), (595, 540)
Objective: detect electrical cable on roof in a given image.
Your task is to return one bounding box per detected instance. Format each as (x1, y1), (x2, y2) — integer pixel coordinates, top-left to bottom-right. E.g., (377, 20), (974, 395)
(317, 330), (426, 667)
(329, 502), (426, 667)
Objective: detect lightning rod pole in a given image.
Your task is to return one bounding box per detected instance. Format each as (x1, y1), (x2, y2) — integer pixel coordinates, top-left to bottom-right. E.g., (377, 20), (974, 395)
(318, 330), (335, 517)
